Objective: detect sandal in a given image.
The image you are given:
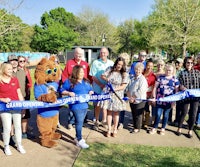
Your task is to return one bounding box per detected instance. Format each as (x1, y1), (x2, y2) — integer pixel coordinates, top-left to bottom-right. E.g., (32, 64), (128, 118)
(112, 130), (118, 138)
(106, 131), (111, 137)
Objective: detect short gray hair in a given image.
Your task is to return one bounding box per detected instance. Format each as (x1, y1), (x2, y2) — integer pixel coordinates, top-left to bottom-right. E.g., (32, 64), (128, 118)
(134, 62), (145, 71)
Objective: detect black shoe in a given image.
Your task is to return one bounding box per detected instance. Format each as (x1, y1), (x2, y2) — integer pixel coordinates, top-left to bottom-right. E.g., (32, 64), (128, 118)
(9, 136), (16, 146)
(187, 133), (193, 138)
(27, 133), (36, 139)
(130, 129), (140, 134)
(175, 131), (182, 136)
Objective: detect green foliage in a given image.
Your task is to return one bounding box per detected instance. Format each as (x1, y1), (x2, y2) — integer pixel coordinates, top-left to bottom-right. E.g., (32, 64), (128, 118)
(74, 143), (200, 167)
(20, 25), (34, 51)
(117, 19), (135, 54)
(77, 7), (117, 52)
(30, 7), (79, 53)
(149, 0), (200, 57)
(117, 19), (150, 58)
(0, 9), (24, 52)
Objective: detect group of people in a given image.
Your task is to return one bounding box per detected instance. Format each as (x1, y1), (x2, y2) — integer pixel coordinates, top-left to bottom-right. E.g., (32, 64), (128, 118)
(0, 47), (200, 154)
(0, 55), (32, 155)
(62, 47), (200, 145)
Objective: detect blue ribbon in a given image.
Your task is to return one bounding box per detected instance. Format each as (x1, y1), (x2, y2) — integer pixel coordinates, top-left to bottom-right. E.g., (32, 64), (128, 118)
(0, 83), (199, 111)
(123, 89), (200, 102)
(0, 93), (111, 111)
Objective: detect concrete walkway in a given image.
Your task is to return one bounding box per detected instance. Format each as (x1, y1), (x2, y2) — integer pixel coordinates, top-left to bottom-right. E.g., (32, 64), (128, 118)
(0, 107), (199, 167)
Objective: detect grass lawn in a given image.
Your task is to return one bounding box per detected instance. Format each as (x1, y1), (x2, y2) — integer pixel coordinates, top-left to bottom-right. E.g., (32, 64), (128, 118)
(74, 143), (200, 167)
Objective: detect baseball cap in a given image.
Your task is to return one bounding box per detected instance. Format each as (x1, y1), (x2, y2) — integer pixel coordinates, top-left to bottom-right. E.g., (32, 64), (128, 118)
(8, 55), (18, 61)
(176, 58), (183, 63)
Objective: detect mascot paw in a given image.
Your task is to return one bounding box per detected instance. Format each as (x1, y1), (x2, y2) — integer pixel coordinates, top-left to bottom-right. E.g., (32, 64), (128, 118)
(41, 140), (57, 148)
(52, 133), (62, 140)
(46, 92), (57, 103)
(38, 92), (57, 103)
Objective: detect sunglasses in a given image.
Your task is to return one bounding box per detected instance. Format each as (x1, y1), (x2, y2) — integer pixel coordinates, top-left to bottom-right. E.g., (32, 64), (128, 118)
(19, 60), (26, 63)
(46, 68), (57, 74)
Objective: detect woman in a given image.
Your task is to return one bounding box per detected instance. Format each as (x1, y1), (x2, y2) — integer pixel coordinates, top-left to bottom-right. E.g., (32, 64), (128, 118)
(127, 62), (148, 133)
(0, 62), (26, 155)
(101, 57), (129, 137)
(151, 59), (166, 124)
(176, 56), (200, 138)
(150, 64), (179, 135)
(18, 56), (32, 138)
(118, 53), (131, 130)
(155, 59), (165, 78)
(61, 65), (93, 148)
(143, 59), (156, 128)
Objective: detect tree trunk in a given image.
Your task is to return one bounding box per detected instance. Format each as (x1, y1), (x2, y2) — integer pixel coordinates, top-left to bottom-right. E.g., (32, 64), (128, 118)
(182, 42), (187, 58)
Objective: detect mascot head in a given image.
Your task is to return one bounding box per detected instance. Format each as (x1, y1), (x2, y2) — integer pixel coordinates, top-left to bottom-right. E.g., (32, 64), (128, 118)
(34, 55), (61, 85)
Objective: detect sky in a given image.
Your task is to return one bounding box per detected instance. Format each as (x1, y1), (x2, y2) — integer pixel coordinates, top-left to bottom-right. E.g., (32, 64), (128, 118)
(2, 0), (155, 25)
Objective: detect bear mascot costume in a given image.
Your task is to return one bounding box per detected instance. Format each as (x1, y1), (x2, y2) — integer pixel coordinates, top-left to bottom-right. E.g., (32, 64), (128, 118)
(34, 56), (62, 148)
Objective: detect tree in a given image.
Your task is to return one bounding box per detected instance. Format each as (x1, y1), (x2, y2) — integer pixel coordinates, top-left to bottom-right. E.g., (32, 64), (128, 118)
(31, 7), (79, 53)
(149, 0), (200, 58)
(0, 0), (24, 36)
(129, 20), (150, 54)
(0, 9), (24, 51)
(117, 19), (150, 60)
(77, 7), (117, 52)
(117, 19), (135, 55)
(20, 25), (34, 51)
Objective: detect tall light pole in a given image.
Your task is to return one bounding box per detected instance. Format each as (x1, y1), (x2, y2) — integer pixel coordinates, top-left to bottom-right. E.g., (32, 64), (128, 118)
(102, 33), (106, 46)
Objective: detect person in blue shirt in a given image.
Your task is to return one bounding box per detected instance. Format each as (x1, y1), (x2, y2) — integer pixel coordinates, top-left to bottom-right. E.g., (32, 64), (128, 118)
(129, 50), (147, 77)
(61, 65), (94, 149)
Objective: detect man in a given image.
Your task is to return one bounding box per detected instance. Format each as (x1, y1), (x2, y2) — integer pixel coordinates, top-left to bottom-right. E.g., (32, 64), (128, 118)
(7, 55), (27, 144)
(129, 50), (147, 77)
(89, 47), (114, 130)
(61, 47), (91, 130)
(175, 58), (184, 77)
(62, 47), (91, 83)
(173, 57), (184, 126)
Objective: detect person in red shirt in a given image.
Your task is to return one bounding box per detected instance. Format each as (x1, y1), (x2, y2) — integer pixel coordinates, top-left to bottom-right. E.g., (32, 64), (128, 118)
(0, 62), (26, 155)
(61, 47), (91, 83)
(194, 53), (200, 71)
(143, 59), (156, 127)
(61, 47), (91, 129)
(194, 53), (200, 127)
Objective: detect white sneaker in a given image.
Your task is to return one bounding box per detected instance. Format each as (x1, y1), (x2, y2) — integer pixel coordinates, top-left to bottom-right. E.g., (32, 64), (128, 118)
(149, 128), (157, 135)
(17, 145), (26, 154)
(74, 138), (85, 144)
(76, 139), (89, 149)
(4, 145), (12, 156)
(160, 128), (165, 135)
(118, 123), (124, 130)
(67, 124), (73, 130)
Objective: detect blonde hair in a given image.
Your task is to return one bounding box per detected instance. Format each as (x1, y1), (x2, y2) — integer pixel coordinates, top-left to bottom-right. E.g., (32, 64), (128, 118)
(165, 64), (176, 76)
(157, 59), (165, 66)
(0, 62), (12, 83)
(119, 53), (130, 66)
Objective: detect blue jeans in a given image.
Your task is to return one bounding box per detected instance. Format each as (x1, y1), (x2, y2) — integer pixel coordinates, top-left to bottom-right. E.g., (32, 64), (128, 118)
(152, 106), (157, 117)
(153, 107), (171, 129)
(68, 111), (75, 125)
(72, 109), (88, 141)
